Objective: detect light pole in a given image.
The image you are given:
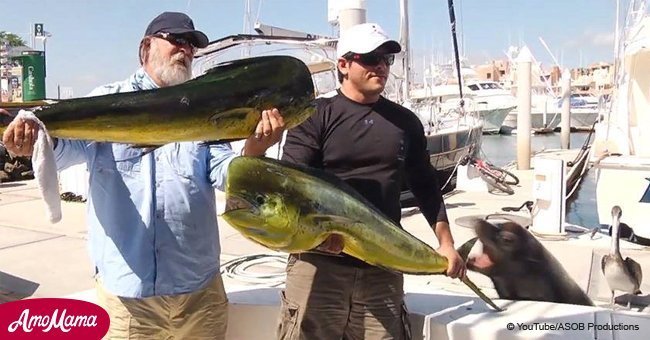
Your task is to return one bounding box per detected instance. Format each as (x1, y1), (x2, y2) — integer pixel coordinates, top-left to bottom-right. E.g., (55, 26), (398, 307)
(42, 32), (51, 78)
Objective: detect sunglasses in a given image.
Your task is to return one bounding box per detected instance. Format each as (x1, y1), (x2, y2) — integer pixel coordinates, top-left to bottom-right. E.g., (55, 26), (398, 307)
(344, 52), (395, 66)
(154, 32), (197, 51)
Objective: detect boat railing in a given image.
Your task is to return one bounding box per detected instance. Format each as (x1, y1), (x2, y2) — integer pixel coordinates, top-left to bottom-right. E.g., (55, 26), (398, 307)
(611, 0), (647, 97)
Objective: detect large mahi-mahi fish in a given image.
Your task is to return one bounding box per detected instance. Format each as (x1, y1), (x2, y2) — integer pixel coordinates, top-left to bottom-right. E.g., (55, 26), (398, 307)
(221, 156), (504, 311)
(0, 56), (315, 145)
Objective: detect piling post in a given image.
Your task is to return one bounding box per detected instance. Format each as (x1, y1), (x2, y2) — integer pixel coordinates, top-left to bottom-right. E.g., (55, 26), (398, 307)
(560, 68), (571, 149)
(516, 46), (533, 170)
(336, 0), (367, 31)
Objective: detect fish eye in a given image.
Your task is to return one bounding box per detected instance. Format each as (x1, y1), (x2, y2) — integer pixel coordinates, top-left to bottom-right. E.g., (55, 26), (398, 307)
(255, 195), (265, 205)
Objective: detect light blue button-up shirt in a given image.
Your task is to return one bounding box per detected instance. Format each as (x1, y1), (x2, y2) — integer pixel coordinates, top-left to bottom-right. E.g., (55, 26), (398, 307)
(53, 68), (235, 298)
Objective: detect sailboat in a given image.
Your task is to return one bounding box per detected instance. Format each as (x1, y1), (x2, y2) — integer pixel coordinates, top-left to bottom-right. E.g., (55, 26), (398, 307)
(591, 0), (650, 244)
(193, 0), (483, 204)
(411, 61), (514, 134)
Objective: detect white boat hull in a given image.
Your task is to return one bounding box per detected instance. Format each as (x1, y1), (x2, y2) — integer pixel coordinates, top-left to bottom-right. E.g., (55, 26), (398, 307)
(502, 109), (599, 133)
(595, 168), (650, 240)
(501, 111), (561, 133)
(594, 155), (650, 240)
(479, 106), (515, 134)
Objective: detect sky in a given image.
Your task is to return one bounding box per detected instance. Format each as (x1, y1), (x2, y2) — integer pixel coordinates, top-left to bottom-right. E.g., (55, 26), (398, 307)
(0, 0), (623, 98)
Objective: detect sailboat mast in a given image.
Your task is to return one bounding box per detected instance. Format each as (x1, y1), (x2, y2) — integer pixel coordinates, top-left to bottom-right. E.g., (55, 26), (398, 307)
(447, 0), (465, 107)
(242, 0), (252, 57)
(399, 0), (411, 103)
(608, 0), (621, 127)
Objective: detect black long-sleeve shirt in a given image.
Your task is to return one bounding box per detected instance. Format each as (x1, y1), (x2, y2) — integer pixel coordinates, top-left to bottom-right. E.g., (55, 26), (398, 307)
(282, 90), (448, 228)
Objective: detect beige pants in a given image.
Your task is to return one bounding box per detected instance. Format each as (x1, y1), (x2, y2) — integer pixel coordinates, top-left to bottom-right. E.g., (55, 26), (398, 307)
(277, 254), (411, 340)
(96, 275), (228, 340)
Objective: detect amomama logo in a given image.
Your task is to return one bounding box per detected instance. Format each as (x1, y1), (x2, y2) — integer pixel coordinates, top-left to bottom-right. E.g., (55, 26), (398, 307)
(0, 298), (109, 339)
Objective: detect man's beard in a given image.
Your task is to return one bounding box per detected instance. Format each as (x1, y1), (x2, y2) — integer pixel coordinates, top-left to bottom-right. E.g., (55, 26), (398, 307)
(149, 47), (192, 86)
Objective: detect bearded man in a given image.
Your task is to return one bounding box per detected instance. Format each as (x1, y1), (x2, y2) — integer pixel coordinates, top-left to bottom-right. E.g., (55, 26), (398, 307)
(2, 12), (286, 339)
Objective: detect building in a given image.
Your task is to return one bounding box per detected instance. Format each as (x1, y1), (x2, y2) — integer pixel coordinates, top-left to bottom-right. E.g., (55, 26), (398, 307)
(472, 58), (614, 96)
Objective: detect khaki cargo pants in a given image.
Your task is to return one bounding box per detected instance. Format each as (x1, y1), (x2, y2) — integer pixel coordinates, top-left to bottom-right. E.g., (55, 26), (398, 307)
(277, 254), (411, 340)
(96, 275), (228, 339)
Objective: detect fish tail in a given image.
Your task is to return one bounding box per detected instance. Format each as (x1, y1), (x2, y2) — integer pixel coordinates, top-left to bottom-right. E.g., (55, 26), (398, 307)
(461, 276), (505, 312)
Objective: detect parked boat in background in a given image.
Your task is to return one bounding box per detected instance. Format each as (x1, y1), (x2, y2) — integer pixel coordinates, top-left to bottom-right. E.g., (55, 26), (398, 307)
(501, 91), (562, 133)
(591, 0), (650, 243)
(465, 80), (516, 133)
(413, 62), (510, 134)
(570, 93), (600, 107)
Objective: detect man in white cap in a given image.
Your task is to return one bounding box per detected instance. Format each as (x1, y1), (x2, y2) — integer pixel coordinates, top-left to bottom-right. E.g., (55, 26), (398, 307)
(3, 11), (285, 339)
(278, 22), (466, 339)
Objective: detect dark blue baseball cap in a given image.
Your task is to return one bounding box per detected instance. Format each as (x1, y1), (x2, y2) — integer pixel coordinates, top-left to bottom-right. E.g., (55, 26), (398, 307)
(144, 11), (209, 48)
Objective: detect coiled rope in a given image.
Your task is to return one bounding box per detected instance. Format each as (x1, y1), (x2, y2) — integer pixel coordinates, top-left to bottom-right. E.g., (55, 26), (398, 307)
(220, 254), (288, 286)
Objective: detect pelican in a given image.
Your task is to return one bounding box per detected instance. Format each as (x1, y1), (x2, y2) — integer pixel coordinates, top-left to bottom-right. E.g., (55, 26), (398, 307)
(601, 205), (643, 308)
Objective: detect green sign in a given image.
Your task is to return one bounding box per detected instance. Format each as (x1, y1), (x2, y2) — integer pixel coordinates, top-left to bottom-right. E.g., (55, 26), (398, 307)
(19, 51), (46, 101)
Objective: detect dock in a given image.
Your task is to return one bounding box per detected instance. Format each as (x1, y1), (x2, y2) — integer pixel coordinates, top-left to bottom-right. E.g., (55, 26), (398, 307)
(1, 147), (650, 339)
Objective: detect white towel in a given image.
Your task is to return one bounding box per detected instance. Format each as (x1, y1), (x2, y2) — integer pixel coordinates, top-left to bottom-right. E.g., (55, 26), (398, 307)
(16, 110), (61, 223)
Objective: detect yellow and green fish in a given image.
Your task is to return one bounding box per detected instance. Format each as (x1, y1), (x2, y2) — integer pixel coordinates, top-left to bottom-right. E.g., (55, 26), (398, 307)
(222, 156), (504, 312)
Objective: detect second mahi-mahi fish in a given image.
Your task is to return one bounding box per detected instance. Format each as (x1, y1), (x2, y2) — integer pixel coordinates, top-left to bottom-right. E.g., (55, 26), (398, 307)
(222, 156), (504, 312)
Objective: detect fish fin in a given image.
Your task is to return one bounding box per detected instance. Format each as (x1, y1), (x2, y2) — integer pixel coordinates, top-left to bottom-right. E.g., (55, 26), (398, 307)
(457, 237), (478, 262)
(129, 144), (161, 149)
(210, 107), (259, 124)
(302, 249), (345, 257)
(302, 214), (364, 257)
(460, 276), (505, 312)
(200, 139), (245, 146)
(207, 107), (259, 142)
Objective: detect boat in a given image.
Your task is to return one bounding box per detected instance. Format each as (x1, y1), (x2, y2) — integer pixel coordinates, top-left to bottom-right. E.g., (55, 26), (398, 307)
(554, 92), (601, 129)
(412, 62), (510, 134)
(502, 93), (601, 134)
(570, 93), (600, 107)
(465, 80), (517, 133)
(402, 85), (483, 199)
(501, 92), (561, 133)
(591, 0), (650, 243)
(502, 86), (603, 134)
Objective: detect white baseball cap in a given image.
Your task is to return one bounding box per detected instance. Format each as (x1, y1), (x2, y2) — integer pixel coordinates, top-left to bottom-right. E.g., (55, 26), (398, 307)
(336, 23), (402, 59)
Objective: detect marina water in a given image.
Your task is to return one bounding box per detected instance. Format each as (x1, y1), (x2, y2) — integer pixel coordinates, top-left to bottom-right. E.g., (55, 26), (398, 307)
(480, 132), (597, 228)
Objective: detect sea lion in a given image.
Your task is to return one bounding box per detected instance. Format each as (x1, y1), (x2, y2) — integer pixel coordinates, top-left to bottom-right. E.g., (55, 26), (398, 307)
(460, 219), (594, 306)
